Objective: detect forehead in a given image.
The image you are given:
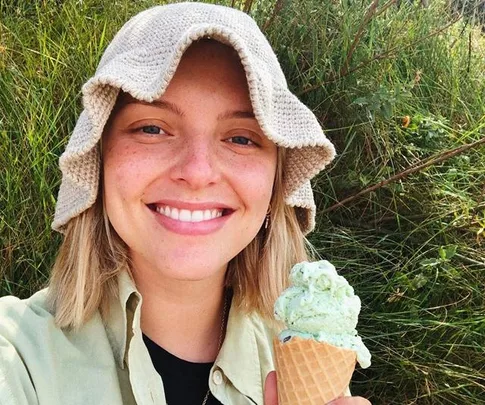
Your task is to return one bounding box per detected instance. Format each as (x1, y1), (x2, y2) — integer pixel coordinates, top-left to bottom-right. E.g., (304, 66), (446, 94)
(183, 38), (241, 62)
(167, 39), (250, 91)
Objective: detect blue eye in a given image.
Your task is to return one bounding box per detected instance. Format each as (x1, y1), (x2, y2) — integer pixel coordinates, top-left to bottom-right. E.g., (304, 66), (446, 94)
(229, 136), (254, 146)
(142, 125), (162, 135)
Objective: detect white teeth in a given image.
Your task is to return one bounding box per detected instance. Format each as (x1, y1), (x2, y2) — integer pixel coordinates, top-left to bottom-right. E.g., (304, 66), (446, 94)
(155, 205), (224, 222)
(179, 209), (191, 221)
(191, 210), (204, 222)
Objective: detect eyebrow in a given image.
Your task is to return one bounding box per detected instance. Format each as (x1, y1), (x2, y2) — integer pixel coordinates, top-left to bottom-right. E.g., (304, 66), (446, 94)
(217, 110), (256, 120)
(124, 98), (255, 120)
(125, 99), (186, 117)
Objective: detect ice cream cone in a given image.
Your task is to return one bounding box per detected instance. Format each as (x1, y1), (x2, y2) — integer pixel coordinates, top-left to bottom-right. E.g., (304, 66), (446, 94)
(273, 336), (357, 405)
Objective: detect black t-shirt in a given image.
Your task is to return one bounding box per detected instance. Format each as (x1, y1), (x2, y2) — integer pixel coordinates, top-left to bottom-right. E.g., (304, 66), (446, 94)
(143, 334), (223, 405)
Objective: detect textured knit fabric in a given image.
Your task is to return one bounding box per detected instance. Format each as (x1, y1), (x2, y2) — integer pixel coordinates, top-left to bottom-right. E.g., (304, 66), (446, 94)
(52, 2), (336, 234)
(0, 269), (276, 405)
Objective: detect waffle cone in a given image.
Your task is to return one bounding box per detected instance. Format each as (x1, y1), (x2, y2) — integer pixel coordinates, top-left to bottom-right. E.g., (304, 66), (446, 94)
(273, 337), (356, 405)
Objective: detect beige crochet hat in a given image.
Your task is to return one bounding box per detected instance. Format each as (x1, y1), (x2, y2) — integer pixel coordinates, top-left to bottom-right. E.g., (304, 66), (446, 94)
(52, 2), (336, 234)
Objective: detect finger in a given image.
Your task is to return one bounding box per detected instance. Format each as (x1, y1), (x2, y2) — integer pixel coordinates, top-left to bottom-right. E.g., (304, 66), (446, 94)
(264, 371), (278, 405)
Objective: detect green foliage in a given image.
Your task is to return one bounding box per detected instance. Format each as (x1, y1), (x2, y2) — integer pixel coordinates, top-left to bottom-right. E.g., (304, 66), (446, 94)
(1, 0), (484, 403)
(353, 84), (413, 121)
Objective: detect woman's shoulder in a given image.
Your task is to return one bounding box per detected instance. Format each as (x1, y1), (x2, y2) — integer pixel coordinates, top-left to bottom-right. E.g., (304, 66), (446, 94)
(0, 289), (54, 336)
(228, 306), (278, 365)
(246, 310), (278, 340)
(230, 305), (277, 342)
(0, 288), (108, 347)
(0, 289), (55, 404)
(0, 290), (124, 404)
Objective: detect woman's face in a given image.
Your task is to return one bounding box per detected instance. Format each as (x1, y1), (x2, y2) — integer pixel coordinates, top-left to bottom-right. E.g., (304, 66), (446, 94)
(103, 41), (278, 282)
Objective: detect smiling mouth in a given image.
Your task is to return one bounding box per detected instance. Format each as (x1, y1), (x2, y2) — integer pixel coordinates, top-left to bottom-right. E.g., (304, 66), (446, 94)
(147, 204), (232, 223)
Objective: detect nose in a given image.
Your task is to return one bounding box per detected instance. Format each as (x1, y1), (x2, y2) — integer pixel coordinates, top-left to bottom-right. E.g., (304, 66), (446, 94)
(171, 136), (221, 189)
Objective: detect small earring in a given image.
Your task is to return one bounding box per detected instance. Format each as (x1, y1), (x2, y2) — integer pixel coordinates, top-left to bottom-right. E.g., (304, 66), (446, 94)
(264, 212), (270, 230)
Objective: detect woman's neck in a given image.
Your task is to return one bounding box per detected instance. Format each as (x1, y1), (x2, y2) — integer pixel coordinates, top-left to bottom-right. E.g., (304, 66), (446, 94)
(132, 265), (227, 363)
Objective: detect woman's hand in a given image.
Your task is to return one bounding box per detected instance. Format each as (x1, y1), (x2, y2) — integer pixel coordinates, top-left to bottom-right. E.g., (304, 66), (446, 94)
(264, 371), (371, 405)
(264, 371), (279, 405)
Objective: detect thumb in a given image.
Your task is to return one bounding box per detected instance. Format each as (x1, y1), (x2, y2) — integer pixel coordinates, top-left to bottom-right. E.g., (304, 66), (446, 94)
(264, 371), (278, 405)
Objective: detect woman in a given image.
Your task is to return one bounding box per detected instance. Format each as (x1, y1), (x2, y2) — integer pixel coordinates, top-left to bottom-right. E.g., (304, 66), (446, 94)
(0, 3), (370, 404)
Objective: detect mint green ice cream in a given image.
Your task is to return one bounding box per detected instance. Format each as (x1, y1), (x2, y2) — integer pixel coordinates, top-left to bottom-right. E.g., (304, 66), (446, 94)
(274, 260), (371, 368)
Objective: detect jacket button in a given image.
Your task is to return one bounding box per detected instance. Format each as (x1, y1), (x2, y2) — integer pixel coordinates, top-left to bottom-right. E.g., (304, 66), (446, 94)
(212, 369), (223, 385)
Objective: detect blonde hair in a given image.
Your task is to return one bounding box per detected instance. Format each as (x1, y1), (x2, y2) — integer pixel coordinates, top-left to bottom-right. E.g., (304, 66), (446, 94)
(47, 147), (311, 329)
(228, 148), (311, 319)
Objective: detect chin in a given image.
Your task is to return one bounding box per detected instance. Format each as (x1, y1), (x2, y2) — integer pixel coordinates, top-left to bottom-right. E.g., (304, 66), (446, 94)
(155, 259), (229, 281)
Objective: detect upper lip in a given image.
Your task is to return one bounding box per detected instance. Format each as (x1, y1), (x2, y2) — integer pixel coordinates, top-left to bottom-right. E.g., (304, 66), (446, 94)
(147, 199), (235, 211)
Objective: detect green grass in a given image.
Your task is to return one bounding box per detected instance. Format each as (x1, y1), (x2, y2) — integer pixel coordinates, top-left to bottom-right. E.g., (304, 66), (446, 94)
(1, 0), (484, 403)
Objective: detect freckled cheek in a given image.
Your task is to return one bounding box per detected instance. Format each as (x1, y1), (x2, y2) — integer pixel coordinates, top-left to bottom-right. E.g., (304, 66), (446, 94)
(103, 148), (157, 200)
(233, 160), (276, 207)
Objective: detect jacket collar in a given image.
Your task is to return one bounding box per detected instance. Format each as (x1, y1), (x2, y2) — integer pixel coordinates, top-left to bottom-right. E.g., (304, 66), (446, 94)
(104, 269), (270, 402)
(104, 268), (141, 369)
(216, 302), (264, 402)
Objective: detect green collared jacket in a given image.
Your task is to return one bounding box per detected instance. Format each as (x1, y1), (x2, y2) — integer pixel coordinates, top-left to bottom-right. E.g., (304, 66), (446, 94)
(0, 271), (275, 405)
